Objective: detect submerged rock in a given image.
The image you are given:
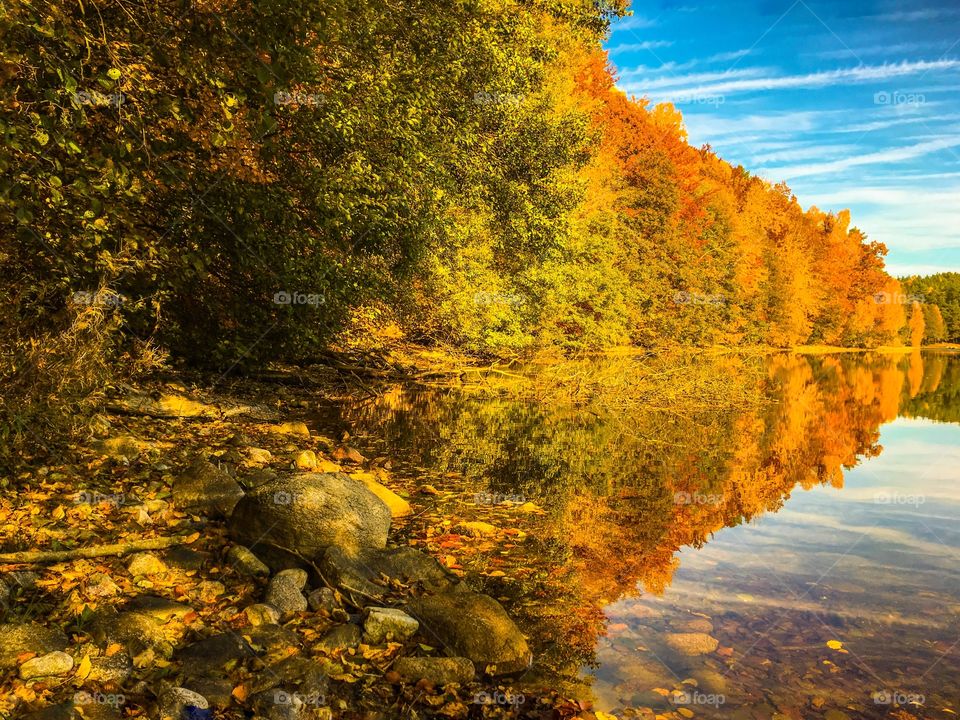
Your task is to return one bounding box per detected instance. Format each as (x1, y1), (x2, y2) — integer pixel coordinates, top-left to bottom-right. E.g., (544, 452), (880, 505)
(228, 474), (391, 558)
(318, 546), (461, 602)
(392, 656), (475, 686)
(0, 623), (69, 669)
(173, 457), (245, 518)
(406, 592), (531, 676)
(664, 632), (719, 656)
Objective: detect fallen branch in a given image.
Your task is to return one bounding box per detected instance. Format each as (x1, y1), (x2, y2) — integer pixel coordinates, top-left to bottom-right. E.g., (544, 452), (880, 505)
(0, 535), (193, 564)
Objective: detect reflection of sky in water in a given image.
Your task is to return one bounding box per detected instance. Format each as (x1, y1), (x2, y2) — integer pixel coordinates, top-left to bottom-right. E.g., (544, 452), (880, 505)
(592, 415), (960, 714)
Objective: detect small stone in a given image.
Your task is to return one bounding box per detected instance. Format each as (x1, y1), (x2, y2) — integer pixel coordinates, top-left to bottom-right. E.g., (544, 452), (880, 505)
(19, 651), (74, 679)
(157, 687), (209, 720)
(350, 473), (411, 517)
(265, 571), (308, 617)
(664, 632), (719, 656)
(85, 572), (121, 598)
(393, 656), (475, 686)
(247, 447), (274, 465)
(331, 446), (365, 464)
(270, 422), (311, 438)
(456, 521), (498, 537)
(316, 623), (361, 653)
(295, 450), (318, 470)
(275, 568), (308, 589)
(227, 545), (270, 577)
(197, 580), (226, 603)
(244, 604), (281, 626)
(127, 552), (167, 576)
(363, 607), (419, 644)
(307, 587), (339, 614)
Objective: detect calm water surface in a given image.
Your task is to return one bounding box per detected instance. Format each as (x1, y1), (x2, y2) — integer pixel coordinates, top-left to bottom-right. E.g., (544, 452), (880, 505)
(323, 351), (960, 718)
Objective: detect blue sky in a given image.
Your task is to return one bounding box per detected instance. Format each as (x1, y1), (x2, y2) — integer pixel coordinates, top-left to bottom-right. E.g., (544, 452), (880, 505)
(604, 0), (960, 275)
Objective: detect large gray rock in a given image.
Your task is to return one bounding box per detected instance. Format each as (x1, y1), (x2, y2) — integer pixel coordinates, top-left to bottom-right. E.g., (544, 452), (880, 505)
(318, 546), (462, 602)
(0, 623), (68, 669)
(406, 592), (531, 676)
(393, 656), (475, 686)
(173, 457), (245, 518)
(228, 474), (391, 558)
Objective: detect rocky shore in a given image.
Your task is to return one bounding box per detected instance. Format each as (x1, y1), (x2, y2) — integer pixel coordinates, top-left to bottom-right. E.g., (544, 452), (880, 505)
(0, 383), (543, 720)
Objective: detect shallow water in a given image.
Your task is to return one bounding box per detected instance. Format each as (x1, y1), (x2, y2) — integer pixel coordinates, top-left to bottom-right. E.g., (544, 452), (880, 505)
(323, 351), (960, 718)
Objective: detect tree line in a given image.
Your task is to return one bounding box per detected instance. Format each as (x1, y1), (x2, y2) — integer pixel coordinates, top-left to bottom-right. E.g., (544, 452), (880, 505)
(0, 0), (952, 462)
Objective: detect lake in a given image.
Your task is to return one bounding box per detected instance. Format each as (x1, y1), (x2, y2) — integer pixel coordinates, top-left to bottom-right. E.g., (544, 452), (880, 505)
(319, 350), (960, 718)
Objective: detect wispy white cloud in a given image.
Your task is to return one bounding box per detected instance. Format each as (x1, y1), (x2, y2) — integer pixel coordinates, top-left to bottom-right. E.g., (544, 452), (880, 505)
(812, 41), (943, 60)
(627, 59), (960, 98)
(607, 40), (674, 56)
(760, 135), (960, 179)
(610, 15), (659, 32)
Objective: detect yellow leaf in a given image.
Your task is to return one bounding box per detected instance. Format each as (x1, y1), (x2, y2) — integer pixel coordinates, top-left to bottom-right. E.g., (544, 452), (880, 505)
(826, 640), (843, 650)
(677, 709), (695, 719)
(184, 532), (200, 543)
(596, 713), (620, 720)
(76, 654), (92, 680)
(652, 687), (670, 696)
